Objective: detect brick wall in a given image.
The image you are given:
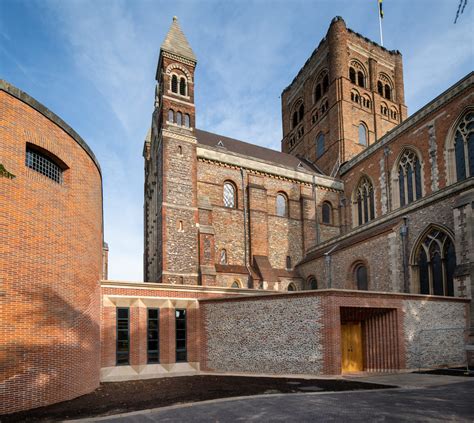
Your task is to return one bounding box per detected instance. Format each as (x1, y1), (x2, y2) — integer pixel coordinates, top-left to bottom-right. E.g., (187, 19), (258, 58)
(0, 85), (102, 414)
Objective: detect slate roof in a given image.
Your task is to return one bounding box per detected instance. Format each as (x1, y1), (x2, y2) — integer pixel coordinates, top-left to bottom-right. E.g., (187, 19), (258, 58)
(160, 17), (196, 62)
(195, 128), (320, 173)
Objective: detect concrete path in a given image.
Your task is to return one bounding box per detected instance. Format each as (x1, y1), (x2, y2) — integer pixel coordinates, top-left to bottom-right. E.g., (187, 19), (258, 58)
(74, 377), (474, 423)
(343, 372), (471, 388)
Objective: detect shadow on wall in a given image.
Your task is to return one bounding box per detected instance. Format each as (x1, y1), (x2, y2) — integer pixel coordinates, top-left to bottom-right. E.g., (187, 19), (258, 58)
(0, 285), (100, 414)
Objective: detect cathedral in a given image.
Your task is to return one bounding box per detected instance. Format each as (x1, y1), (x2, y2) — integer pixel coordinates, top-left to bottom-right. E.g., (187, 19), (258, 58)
(1, 15), (473, 415)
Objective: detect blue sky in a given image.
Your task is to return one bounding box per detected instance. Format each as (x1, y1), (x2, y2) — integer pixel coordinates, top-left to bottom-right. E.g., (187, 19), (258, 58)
(1, 0), (472, 280)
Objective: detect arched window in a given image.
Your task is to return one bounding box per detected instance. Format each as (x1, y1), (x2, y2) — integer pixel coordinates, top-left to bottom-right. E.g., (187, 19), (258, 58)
(223, 182), (236, 208)
(384, 84), (391, 100)
(184, 114), (190, 128)
(287, 283), (296, 292)
(355, 176), (375, 226)
(358, 123), (367, 146)
(398, 149), (422, 207)
(178, 220), (184, 232)
(298, 104), (305, 121)
(308, 277), (317, 290)
(286, 256), (292, 269)
(171, 74), (178, 93)
(276, 193), (288, 217)
(453, 110), (474, 182)
(292, 111), (298, 129)
(176, 111), (182, 126)
(231, 280), (240, 288)
(168, 109), (174, 123)
(322, 202), (332, 224)
(354, 264), (368, 290)
(179, 77), (186, 96)
(322, 74), (329, 93)
(377, 81), (384, 96)
(178, 145), (183, 155)
(357, 71), (365, 88)
(219, 249), (227, 265)
(315, 84), (322, 102)
(414, 227), (455, 296)
(316, 133), (325, 158)
(349, 67), (356, 84)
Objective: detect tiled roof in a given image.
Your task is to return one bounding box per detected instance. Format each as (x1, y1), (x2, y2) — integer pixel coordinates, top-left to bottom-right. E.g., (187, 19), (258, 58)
(160, 16), (196, 62)
(195, 128), (320, 173)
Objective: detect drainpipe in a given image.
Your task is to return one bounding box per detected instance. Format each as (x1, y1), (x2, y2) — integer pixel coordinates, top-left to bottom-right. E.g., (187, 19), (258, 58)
(240, 168), (253, 288)
(313, 175), (321, 245)
(400, 216), (409, 293)
(324, 243), (339, 289)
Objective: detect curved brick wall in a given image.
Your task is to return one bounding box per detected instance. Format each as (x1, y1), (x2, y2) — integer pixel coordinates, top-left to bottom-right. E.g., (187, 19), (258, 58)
(0, 81), (102, 414)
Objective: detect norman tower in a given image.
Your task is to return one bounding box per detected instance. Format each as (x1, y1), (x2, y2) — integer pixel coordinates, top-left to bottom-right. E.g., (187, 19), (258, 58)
(281, 17), (407, 175)
(144, 17), (199, 284)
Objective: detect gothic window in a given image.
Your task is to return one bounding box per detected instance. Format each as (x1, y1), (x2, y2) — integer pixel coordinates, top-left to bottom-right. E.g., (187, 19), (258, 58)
(219, 249), (227, 265)
(454, 110), (474, 182)
(398, 149), (422, 207)
(357, 71), (365, 88)
(276, 193), (288, 217)
(315, 84), (322, 102)
(414, 228), (455, 296)
(179, 77), (186, 96)
(354, 176), (375, 226)
(298, 104), (305, 121)
(308, 276), (317, 290)
(322, 202), (332, 224)
(322, 74), (329, 93)
(358, 123), (368, 146)
(176, 111), (182, 126)
(316, 133), (325, 158)
(171, 74), (178, 93)
(354, 264), (368, 290)
(377, 81), (384, 96)
(184, 114), (190, 128)
(384, 84), (391, 100)
(168, 109), (174, 123)
(286, 256), (292, 269)
(231, 280), (240, 288)
(287, 283), (296, 291)
(349, 67), (356, 84)
(223, 182), (236, 208)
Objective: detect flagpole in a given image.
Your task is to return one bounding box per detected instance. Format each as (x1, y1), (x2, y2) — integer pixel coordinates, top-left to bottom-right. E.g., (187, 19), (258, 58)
(378, 1), (384, 46)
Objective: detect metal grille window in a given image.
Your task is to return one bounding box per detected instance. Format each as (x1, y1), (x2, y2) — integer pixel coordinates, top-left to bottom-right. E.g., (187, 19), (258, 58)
(26, 147), (63, 183)
(147, 309), (160, 364)
(223, 182), (236, 208)
(116, 308), (129, 365)
(176, 309), (187, 362)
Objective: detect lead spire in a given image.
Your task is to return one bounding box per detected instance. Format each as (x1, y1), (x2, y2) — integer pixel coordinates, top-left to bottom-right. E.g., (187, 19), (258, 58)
(160, 16), (196, 63)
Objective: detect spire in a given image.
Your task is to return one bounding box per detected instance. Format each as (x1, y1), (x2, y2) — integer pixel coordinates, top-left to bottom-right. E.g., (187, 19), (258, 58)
(160, 16), (196, 62)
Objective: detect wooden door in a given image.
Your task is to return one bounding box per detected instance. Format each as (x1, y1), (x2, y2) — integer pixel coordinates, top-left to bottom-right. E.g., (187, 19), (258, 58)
(341, 322), (363, 373)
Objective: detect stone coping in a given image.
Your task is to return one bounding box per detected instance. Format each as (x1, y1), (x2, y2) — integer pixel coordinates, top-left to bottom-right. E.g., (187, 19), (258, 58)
(101, 280), (274, 296)
(0, 79), (101, 174)
(340, 71), (474, 174)
(198, 288), (471, 304)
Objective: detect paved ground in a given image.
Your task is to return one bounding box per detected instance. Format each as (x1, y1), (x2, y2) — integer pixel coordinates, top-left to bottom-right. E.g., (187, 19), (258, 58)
(343, 372), (470, 388)
(76, 376), (474, 423)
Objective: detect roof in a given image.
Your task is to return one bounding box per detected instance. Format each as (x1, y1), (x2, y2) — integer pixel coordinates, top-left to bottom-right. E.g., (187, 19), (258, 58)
(195, 128), (320, 173)
(160, 16), (196, 62)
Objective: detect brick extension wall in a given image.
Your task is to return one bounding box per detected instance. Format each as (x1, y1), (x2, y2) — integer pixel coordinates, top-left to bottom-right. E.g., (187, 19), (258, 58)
(0, 84), (103, 414)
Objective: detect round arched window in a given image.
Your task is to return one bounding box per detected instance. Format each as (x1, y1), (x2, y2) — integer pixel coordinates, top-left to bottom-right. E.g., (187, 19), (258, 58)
(223, 182), (236, 208)
(316, 134), (325, 158)
(322, 202), (332, 224)
(308, 277), (317, 290)
(358, 124), (367, 146)
(355, 264), (368, 290)
(276, 193), (287, 217)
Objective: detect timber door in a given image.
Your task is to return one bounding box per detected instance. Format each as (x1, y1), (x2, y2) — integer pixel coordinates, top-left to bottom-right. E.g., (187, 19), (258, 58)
(341, 322), (363, 373)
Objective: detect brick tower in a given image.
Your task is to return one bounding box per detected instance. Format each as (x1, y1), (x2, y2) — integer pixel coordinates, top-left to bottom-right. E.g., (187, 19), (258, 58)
(143, 17), (199, 284)
(281, 16), (407, 175)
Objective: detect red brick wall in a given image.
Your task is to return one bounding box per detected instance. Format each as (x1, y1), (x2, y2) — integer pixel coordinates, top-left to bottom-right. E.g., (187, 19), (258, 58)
(0, 88), (102, 414)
